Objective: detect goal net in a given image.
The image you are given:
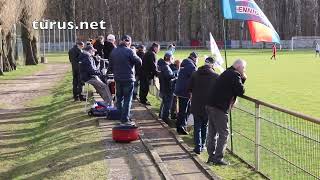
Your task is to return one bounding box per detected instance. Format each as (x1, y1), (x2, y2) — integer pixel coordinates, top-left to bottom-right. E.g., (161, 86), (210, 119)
(291, 36), (320, 51)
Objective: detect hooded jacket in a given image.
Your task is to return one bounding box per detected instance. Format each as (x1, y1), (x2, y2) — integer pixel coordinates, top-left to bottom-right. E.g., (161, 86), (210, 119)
(189, 65), (219, 115)
(174, 58), (197, 98)
(158, 59), (176, 94)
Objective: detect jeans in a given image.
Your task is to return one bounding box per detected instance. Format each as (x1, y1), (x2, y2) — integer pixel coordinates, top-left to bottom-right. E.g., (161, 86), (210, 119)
(193, 114), (208, 151)
(139, 77), (150, 103)
(176, 97), (190, 129)
(133, 76), (140, 99)
(206, 106), (229, 161)
(170, 95), (177, 117)
(159, 93), (173, 120)
(87, 76), (112, 105)
(115, 81), (134, 123)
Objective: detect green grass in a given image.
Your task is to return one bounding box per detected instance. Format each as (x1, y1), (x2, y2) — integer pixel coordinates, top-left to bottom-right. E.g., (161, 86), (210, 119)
(0, 64), (46, 80)
(147, 94), (265, 179)
(159, 49), (320, 118)
(0, 73), (107, 179)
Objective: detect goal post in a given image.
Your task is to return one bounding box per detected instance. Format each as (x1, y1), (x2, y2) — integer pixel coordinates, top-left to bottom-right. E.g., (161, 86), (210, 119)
(291, 36), (320, 51)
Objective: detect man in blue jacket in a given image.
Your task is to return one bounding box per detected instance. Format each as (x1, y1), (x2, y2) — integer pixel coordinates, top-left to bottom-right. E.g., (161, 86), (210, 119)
(174, 52), (198, 135)
(109, 35), (142, 126)
(79, 45), (112, 105)
(158, 52), (177, 123)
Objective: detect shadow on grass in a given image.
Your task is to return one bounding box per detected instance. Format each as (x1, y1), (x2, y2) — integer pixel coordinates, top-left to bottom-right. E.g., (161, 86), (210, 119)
(0, 75), (107, 179)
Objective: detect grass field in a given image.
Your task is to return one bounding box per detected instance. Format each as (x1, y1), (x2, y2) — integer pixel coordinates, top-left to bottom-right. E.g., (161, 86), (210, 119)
(159, 49), (320, 118)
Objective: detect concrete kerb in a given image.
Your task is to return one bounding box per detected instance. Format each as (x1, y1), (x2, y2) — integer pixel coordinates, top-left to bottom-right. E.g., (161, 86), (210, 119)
(92, 94), (174, 180)
(143, 104), (221, 180)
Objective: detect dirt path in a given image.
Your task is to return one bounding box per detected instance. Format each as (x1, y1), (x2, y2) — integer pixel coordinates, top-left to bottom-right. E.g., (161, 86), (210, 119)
(0, 63), (69, 116)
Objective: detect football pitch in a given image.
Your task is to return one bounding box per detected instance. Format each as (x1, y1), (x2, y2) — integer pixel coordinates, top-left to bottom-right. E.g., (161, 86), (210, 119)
(160, 49), (320, 118)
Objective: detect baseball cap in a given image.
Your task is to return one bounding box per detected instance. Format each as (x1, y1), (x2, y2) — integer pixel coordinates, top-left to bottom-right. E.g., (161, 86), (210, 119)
(107, 34), (115, 41)
(205, 57), (215, 64)
(189, 52), (199, 59)
(164, 51), (173, 59)
(121, 35), (132, 42)
(83, 45), (97, 52)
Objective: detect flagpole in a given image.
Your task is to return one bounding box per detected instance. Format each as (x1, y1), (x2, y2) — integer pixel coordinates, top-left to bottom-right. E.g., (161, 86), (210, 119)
(223, 19), (234, 152)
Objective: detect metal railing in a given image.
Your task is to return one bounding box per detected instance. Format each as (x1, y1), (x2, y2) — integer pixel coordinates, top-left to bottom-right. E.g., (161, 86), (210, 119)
(149, 83), (320, 179)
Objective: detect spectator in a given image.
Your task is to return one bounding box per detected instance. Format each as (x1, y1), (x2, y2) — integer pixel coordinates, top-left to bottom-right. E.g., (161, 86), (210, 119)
(109, 35), (142, 126)
(169, 59), (180, 119)
(189, 57), (219, 154)
(103, 34), (116, 60)
(158, 52), (177, 123)
(206, 59), (247, 165)
(133, 45), (146, 100)
(79, 45), (112, 105)
(139, 42), (160, 105)
(93, 36), (104, 57)
(315, 42), (320, 57)
(270, 43), (276, 60)
(174, 52), (198, 135)
(86, 38), (93, 46)
(68, 41), (85, 101)
(167, 43), (176, 54)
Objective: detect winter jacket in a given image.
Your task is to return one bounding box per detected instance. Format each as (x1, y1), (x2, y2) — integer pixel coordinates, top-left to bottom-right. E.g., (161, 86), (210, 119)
(93, 40), (104, 57)
(135, 50), (145, 77)
(189, 65), (219, 116)
(79, 51), (101, 82)
(174, 58), (197, 98)
(140, 50), (158, 80)
(103, 41), (116, 59)
(158, 59), (176, 94)
(109, 44), (142, 82)
(207, 66), (246, 113)
(68, 45), (82, 70)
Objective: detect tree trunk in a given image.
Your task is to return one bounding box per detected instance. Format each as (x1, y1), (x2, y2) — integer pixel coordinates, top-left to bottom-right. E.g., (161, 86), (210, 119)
(6, 32), (16, 70)
(0, 30), (3, 76)
(21, 23), (37, 65)
(1, 30), (12, 71)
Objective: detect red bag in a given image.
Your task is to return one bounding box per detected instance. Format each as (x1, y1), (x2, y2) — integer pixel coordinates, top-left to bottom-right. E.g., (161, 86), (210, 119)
(112, 125), (139, 143)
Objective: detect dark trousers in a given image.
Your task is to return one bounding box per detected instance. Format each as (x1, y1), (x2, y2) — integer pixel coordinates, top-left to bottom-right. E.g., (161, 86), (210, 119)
(72, 66), (83, 98)
(116, 81), (134, 123)
(170, 95), (178, 117)
(133, 76), (140, 99)
(139, 77), (150, 103)
(176, 97), (190, 129)
(193, 114), (208, 151)
(159, 93), (174, 120)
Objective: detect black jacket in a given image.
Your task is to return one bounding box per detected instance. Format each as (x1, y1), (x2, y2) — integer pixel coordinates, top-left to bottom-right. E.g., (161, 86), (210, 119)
(103, 41), (115, 59)
(79, 52), (101, 82)
(93, 40), (104, 57)
(158, 59), (176, 94)
(140, 50), (158, 80)
(135, 51), (145, 77)
(68, 45), (82, 69)
(189, 65), (219, 116)
(208, 66), (246, 113)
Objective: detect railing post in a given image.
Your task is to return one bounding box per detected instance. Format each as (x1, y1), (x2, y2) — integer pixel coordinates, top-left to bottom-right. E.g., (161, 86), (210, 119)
(255, 103), (261, 171)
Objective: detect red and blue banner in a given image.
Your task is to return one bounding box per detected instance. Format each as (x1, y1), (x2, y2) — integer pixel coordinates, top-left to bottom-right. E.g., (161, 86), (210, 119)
(221, 0), (280, 44)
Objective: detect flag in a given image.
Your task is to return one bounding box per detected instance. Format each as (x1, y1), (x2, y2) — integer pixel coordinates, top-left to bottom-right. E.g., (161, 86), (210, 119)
(209, 32), (225, 72)
(221, 0), (280, 44)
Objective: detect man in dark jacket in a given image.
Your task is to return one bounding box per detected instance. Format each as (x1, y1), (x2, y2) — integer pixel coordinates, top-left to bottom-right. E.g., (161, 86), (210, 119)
(109, 35), (142, 126)
(68, 41), (84, 101)
(139, 43), (160, 105)
(93, 36), (104, 57)
(79, 45), (112, 105)
(206, 59), (247, 165)
(103, 34), (116, 60)
(158, 52), (177, 122)
(174, 52), (198, 135)
(169, 59), (180, 119)
(133, 45), (146, 100)
(189, 57), (219, 154)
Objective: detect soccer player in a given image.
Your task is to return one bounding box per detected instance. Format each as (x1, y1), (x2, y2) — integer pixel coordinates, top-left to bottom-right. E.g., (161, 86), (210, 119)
(270, 43), (277, 60)
(315, 42), (320, 57)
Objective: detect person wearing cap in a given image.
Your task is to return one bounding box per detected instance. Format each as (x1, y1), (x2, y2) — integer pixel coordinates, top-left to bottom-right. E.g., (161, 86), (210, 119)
(109, 35), (142, 126)
(139, 42), (160, 105)
(68, 41), (85, 101)
(79, 45), (112, 105)
(158, 52), (177, 123)
(174, 52), (199, 135)
(103, 34), (116, 60)
(206, 59), (247, 166)
(189, 57), (219, 154)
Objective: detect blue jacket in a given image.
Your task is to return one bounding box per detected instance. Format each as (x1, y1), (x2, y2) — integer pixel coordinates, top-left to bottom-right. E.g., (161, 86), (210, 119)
(79, 51), (101, 82)
(174, 58), (197, 98)
(109, 45), (142, 82)
(158, 59), (176, 94)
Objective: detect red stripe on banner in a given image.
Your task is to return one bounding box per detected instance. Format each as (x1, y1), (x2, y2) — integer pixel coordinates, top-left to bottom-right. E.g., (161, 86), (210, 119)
(248, 20), (273, 44)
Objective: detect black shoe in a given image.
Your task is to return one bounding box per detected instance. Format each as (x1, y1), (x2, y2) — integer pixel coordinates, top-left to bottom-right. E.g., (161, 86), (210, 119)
(213, 159), (229, 166)
(177, 127), (189, 135)
(170, 114), (177, 120)
(162, 118), (170, 124)
(207, 156), (215, 163)
(141, 101), (151, 106)
(74, 96), (79, 101)
(79, 95), (86, 101)
(193, 148), (201, 155)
